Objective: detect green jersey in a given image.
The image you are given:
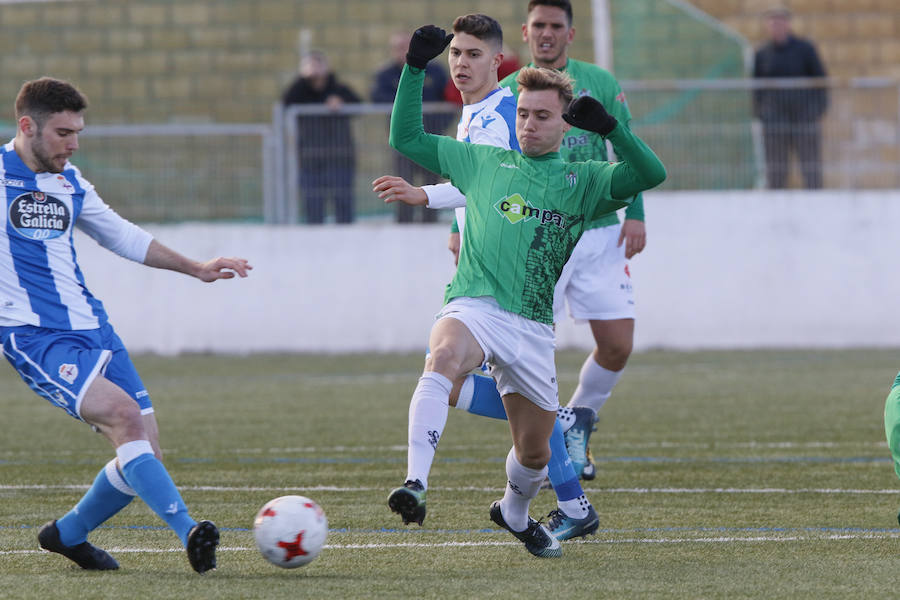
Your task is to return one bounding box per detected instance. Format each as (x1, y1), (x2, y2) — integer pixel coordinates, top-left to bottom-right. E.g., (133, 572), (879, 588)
(391, 65), (665, 324)
(437, 138), (621, 323)
(501, 58), (645, 228)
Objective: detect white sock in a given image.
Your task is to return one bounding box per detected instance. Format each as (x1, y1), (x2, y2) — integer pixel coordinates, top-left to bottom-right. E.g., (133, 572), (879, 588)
(406, 371), (452, 489)
(115, 439), (153, 467)
(557, 495), (591, 519)
(454, 374), (475, 412)
(500, 447), (547, 532)
(568, 354), (624, 415)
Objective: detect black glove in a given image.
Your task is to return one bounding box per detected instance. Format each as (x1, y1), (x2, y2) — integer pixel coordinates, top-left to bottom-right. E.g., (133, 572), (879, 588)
(406, 25), (453, 70)
(563, 95), (618, 136)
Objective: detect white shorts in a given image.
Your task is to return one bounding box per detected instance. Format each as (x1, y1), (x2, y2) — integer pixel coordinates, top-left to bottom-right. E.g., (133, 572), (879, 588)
(553, 224), (636, 324)
(436, 296), (559, 412)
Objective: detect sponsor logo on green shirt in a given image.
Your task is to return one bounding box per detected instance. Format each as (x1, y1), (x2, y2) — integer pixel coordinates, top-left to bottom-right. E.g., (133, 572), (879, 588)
(494, 194), (567, 228)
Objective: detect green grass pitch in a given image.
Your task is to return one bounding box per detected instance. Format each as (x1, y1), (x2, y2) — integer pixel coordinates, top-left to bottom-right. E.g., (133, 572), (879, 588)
(1, 349), (898, 599)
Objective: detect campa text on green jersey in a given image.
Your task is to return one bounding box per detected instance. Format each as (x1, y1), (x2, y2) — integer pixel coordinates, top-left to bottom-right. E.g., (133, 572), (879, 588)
(493, 194), (567, 228)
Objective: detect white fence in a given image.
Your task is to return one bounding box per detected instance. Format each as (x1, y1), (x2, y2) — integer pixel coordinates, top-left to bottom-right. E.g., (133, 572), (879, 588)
(77, 190), (900, 355)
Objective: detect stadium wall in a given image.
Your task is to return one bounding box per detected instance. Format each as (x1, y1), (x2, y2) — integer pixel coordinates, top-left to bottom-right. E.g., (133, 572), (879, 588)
(75, 190), (899, 354)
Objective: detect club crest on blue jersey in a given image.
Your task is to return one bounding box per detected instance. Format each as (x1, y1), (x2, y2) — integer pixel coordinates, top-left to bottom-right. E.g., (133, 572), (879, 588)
(8, 191), (70, 240)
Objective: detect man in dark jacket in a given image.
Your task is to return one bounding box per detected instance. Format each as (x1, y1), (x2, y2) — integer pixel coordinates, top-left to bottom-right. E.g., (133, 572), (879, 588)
(753, 6), (828, 189)
(372, 32), (450, 223)
(283, 51), (361, 223)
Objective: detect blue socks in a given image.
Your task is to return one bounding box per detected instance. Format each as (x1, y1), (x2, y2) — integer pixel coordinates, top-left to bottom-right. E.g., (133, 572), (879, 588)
(56, 459), (136, 547)
(546, 419), (583, 501)
(457, 373), (508, 420)
(117, 440), (196, 547)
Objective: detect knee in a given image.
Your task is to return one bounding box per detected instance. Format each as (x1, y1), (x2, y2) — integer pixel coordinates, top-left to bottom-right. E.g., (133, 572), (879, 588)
(427, 344), (466, 378)
(104, 399), (145, 438)
(515, 443), (550, 470)
(594, 340), (632, 371)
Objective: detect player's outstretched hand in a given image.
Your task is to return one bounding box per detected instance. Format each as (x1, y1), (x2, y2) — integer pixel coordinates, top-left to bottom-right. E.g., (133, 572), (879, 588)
(372, 175), (428, 206)
(195, 257), (252, 282)
(563, 96), (618, 136)
(406, 25), (453, 69)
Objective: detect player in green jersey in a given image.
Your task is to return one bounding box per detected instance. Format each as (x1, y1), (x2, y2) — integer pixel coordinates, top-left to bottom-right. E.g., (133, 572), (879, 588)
(883, 371), (900, 523)
(498, 0), (648, 481)
(387, 24), (665, 557)
(378, 14), (602, 543)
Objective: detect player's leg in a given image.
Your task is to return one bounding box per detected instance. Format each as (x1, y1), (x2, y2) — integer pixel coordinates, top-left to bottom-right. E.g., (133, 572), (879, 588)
(559, 226), (636, 478)
(489, 393), (560, 557)
(453, 371), (508, 419)
(562, 317), (633, 475)
(389, 313), (485, 525)
(52, 406), (164, 551)
(80, 376), (217, 572)
(454, 372), (597, 539)
(543, 417), (599, 540)
(883, 371), (900, 523)
(1, 328), (129, 570)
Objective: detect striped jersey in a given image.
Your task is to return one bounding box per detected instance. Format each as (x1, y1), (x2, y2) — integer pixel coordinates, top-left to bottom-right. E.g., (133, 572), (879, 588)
(0, 140), (153, 330)
(423, 86), (520, 234)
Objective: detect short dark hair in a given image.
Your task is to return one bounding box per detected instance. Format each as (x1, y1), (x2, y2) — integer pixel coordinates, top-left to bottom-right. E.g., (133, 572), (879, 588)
(527, 0), (573, 25)
(516, 66), (574, 109)
(15, 77), (87, 129)
(452, 13), (504, 52)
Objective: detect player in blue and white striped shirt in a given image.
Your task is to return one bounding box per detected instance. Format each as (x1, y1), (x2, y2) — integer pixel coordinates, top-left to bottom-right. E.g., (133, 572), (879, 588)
(1, 77), (251, 573)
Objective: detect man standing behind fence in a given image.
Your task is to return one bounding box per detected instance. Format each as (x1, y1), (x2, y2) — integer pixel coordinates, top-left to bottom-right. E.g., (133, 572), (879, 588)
(283, 51), (361, 223)
(372, 31), (450, 224)
(753, 5), (828, 189)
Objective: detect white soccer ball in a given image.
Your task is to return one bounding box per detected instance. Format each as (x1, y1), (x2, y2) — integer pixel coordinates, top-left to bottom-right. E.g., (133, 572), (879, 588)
(253, 495), (328, 568)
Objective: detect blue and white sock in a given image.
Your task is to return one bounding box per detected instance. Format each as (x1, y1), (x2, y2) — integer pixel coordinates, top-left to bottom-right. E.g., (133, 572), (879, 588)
(56, 459), (136, 547)
(117, 440), (196, 547)
(454, 373), (507, 420)
(406, 372), (452, 489)
(546, 420), (590, 518)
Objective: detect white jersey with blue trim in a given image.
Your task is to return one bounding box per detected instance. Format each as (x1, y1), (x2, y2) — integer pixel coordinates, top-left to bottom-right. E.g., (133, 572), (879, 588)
(0, 140), (153, 330)
(421, 86), (519, 234)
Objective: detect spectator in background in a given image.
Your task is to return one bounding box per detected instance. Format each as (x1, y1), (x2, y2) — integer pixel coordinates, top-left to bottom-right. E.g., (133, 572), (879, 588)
(372, 31), (450, 223)
(283, 51), (361, 224)
(753, 5), (828, 189)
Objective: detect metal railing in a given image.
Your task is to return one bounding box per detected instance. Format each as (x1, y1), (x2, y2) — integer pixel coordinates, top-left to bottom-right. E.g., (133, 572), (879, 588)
(271, 77), (899, 223)
(1, 123), (276, 224)
(3, 77), (896, 225)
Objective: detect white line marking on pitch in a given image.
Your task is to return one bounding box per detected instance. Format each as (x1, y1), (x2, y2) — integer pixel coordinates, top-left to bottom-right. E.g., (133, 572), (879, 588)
(5, 531), (900, 557)
(3, 484), (900, 495)
(0, 440), (887, 458)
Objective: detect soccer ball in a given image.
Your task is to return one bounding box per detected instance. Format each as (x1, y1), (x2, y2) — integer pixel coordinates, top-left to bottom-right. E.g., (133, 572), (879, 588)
(253, 495), (328, 568)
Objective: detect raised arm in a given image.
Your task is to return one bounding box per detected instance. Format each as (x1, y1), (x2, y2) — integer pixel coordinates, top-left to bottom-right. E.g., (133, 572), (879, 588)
(606, 125), (666, 200)
(388, 26), (454, 174)
(563, 96), (666, 200)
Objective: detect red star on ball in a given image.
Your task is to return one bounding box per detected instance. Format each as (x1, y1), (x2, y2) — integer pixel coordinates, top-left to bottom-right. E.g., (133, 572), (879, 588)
(278, 531), (309, 560)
